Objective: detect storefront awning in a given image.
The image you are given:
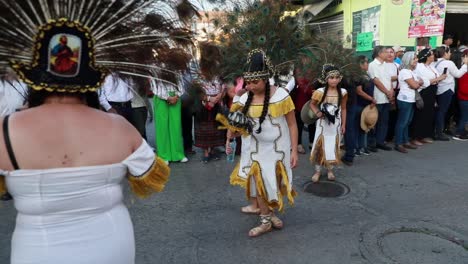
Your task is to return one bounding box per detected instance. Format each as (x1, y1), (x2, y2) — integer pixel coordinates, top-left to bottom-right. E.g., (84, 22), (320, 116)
(446, 1), (468, 14)
(303, 0), (334, 16)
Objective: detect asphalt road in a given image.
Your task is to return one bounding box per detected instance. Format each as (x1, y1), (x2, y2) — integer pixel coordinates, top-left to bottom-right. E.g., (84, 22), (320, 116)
(1, 138), (468, 264)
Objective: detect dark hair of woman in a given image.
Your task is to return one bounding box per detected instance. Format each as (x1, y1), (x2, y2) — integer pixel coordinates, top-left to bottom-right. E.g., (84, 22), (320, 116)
(435, 46), (450, 60)
(417, 48), (432, 63)
(318, 80), (343, 108)
(27, 89), (100, 109)
(357, 55), (368, 65)
(241, 79), (270, 134)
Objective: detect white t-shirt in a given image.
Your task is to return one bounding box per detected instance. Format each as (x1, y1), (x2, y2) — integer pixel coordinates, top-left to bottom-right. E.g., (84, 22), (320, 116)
(397, 69), (418, 103)
(433, 59), (467, 95)
(368, 58), (392, 104)
(99, 74), (134, 111)
(384, 61), (399, 89)
(414, 63), (438, 91)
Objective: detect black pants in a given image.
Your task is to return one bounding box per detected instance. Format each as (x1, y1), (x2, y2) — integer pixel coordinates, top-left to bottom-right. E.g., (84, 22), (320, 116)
(181, 104), (194, 151)
(131, 106), (148, 139)
(110, 101), (133, 124)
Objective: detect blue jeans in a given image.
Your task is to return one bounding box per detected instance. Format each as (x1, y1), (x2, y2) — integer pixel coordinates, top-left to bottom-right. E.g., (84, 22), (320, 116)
(435, 90), (454, 135)
(456, 100), (468, 135)
(356, 105), (368, 149)
(343, 104), (358, 161)
(374, 103), (390, 145)
(394, 100), (415, 146)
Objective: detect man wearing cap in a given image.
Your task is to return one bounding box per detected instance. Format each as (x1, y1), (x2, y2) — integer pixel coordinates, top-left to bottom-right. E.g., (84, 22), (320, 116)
(393, 46), (405, 65)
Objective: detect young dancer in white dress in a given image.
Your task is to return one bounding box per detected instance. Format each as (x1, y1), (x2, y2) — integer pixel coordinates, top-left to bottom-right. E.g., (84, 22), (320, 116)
(221, 49), (298, 237)
(309, 64), (348, 182)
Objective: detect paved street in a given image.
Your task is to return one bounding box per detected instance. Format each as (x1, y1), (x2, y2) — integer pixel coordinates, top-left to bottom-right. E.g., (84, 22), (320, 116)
(1, 139), (468, 264)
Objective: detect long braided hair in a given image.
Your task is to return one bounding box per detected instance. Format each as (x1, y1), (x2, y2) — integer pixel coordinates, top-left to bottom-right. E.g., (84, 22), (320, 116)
(242, 79), (270, 134)
(318, 81), (343, 109)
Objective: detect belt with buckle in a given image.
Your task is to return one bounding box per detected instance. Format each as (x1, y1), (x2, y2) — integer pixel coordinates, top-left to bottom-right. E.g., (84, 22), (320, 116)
(109, 101), (131, 107)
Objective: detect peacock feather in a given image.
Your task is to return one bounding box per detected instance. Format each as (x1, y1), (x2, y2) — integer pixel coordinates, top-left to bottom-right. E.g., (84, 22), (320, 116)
(214, 0), (314, 84)
(0, 0), (197, 87)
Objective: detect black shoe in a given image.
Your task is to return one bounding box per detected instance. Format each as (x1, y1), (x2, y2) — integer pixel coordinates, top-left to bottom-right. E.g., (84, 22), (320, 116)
(341, 157), (353, 166)
(1, 192), (13, 201)
(434, 134), (450, 141)
(444, 130), (454, 136)
(368, 146), (378, 152)
(376, 144), (392, 151)
(209, 153), (220, 161)
(361, 148), (371, 155)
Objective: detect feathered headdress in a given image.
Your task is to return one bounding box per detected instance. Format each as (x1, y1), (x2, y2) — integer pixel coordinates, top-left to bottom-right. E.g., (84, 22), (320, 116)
(297, 36), (364, 85)
(0, 0), (196, 92)
(214, 1), (310, 83)
(317, 63), (343, 84)
(243, 49), (274, 81)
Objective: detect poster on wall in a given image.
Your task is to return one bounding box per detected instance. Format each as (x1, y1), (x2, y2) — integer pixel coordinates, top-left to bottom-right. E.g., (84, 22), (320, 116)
(356, 32), (374, 51)
(408, 0), (447, 38)
(352, 6), (381, 50)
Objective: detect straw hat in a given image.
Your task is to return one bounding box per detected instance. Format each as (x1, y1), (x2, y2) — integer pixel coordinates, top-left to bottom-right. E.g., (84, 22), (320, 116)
(360, 105), (378, 132)
(300, 99), (318, 125)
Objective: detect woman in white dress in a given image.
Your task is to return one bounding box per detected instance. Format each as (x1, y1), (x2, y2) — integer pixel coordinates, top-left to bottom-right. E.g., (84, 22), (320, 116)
(0, 11), (173, 263)
(221, 49), (298, 237)
(0, 91), (169, 264)
(309, 64), (348, 182)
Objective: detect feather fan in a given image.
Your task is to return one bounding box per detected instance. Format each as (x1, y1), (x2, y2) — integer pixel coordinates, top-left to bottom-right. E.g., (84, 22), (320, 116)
(0, 0), (198, 86)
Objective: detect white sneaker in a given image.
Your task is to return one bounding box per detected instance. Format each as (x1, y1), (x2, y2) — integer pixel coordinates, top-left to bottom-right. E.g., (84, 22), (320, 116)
(452, 135), (468, 141)
(180, 157), (188, 163)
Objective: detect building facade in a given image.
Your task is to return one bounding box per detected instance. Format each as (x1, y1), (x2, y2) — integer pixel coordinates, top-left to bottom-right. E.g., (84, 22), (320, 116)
(304, 0), (468, 51)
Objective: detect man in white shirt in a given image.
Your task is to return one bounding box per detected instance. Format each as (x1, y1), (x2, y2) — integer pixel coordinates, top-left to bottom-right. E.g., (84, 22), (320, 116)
(384, 47), (400, 142)
(99, 72), (134, 122)
(367, 46), (393, 151)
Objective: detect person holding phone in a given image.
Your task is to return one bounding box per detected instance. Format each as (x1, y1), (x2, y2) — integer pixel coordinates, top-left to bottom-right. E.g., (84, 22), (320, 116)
(454, 51), (468, 140)
(433, 46), (467, 140)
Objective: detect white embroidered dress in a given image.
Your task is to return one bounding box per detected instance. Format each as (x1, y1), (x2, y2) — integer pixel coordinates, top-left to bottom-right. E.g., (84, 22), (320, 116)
(229, 88), (296, 211)
(0, 140), (169, 264)
(310, 88), (348, 167)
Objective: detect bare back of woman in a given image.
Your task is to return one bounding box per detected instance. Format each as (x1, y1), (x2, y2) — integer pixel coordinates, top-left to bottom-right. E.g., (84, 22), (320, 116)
(0, 99), (142, 171)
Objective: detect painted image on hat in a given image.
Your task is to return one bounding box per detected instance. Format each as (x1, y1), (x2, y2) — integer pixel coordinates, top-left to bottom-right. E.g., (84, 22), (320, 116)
(47, 34), (81, 77)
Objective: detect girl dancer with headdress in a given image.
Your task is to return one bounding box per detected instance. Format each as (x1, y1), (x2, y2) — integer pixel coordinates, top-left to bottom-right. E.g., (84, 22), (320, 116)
(309, 64), (348, 182)
(220, 49), (298, 237)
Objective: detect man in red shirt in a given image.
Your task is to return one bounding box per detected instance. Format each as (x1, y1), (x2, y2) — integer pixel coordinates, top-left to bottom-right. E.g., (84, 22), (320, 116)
(454, 51), (468, 140)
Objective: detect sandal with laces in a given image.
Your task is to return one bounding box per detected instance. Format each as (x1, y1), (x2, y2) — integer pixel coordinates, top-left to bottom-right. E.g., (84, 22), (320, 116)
(241, 205), (260, 215)
(311, 171), (320, 183)
(327, 171), (336, 181)
(270, 214), (283, 229)
(249, 215), (272, 237)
